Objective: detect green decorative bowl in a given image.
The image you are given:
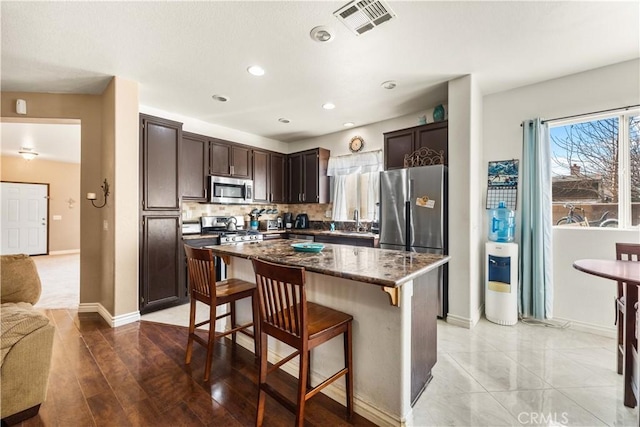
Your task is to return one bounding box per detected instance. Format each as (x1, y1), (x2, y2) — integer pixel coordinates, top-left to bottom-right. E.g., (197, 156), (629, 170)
(291, 243), (325, 253)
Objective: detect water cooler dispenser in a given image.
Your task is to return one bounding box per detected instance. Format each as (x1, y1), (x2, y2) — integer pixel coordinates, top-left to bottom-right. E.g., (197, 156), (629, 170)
(485, 201), (518, 325)
(485, 242), (518, 325)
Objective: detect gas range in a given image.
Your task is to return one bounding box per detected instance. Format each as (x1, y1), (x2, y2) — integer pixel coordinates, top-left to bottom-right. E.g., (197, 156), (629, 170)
(218, 230), (264, 245)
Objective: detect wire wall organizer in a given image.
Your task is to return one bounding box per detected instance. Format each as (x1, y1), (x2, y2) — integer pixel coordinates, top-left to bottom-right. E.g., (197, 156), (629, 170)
(486, 159), (519, 210)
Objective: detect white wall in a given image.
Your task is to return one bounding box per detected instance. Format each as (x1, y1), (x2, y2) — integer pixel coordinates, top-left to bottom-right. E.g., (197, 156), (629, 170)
(483, 59), (640, 334)
(288, 105), (447, 156)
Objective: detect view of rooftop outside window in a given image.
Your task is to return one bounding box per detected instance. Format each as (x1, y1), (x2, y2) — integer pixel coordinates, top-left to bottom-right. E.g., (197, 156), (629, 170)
(550, 112), (639, 228)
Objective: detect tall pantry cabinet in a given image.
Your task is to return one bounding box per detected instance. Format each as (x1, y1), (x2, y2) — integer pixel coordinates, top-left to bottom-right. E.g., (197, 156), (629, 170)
(139, 114), (187, 314)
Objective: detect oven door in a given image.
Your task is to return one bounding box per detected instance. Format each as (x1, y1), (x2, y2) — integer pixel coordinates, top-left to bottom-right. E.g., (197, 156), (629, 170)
(209, 176), (253, 204)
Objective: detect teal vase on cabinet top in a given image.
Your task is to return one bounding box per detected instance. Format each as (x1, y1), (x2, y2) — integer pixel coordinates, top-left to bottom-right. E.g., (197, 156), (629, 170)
(433, 104), (445, 122)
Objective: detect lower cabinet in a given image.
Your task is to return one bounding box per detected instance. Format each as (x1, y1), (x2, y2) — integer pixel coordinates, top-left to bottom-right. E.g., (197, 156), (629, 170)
(140, 215), (186, 314)
(311, 234), (377, 248)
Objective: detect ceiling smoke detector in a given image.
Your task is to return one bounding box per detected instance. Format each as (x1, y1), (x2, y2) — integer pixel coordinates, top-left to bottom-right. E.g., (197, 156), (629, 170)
(310, 26), (334, 43)
(333, 0), (396, 36)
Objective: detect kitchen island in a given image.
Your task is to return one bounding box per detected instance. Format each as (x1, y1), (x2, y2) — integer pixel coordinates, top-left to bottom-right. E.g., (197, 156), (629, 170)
(206, 239), (449, 426)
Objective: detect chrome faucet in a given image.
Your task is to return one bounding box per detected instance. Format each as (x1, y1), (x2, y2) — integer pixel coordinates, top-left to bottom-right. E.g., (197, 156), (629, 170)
(353, 209), (361, 232)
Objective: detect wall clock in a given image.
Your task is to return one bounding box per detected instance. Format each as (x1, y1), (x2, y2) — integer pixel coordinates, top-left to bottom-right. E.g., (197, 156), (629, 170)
(349, 136), (364, 153)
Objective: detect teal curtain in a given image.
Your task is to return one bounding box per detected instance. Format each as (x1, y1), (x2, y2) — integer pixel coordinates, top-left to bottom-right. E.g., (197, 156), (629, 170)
(520, 118), (553, 319)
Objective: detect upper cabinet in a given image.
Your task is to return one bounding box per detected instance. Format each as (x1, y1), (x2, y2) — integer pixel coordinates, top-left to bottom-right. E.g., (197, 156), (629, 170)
(288, 148), (330, 204)
(384, 121), (448, 170)
(181, 132), (209, 201)
(140, 114), (182, 211)
(253, 149), (287, 204)
(209, 138), (252, 179)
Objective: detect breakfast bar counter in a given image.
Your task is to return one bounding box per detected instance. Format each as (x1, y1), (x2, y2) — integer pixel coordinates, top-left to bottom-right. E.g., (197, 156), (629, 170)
(205, 239), (449, 426)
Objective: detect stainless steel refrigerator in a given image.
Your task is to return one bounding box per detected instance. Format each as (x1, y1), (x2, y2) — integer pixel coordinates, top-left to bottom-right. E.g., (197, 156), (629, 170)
(379, 165), (448, 317)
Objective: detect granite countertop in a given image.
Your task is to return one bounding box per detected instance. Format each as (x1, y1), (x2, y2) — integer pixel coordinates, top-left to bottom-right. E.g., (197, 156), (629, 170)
(206, 239), (448, 288)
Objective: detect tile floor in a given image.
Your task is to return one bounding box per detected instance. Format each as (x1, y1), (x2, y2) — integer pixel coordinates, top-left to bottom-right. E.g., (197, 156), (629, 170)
(408, 319), (638, 427)
(36, 254), (639, 426)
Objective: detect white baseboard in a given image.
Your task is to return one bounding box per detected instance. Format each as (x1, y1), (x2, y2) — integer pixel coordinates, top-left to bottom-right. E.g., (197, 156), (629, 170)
(49, 249), (80, 255)
(553, 316), (616, 338)
(78, 303), (140, 328)
(446, 313), (474, 329)
(235, 334), (401, 427)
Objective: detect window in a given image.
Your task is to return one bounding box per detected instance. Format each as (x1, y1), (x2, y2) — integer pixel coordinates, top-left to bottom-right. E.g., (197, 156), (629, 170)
(550, 109), (639, 228)
(332, 172), (379, 221)
(326, 151), (382, 223)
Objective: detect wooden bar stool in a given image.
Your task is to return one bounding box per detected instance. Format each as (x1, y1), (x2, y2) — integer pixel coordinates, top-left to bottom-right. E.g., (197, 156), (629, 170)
(184, 245), (258, 382)
(251, 258), (353, 427)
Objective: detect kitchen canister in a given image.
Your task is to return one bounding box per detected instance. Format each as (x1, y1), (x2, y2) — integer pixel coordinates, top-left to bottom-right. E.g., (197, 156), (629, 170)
(488, 201), (515, 242)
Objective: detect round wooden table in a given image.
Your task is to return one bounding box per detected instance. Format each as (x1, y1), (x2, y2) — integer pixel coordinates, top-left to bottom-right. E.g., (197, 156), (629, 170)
(573, 259), (640, 408)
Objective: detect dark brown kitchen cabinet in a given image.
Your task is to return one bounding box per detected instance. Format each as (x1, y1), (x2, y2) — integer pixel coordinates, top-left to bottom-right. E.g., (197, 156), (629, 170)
(139, 214), (186, 314)
(288, 148), (330, 204)
(209, 138), (252, 179)
(252, 149), (269, 202)
(269, 152), (287, 203)
(140, 114), (181, 210)
(384, 121), (448, 170)
(253, 149), (287, 203)
(181, 132), (208, 201)
(140, 113), (184, 314)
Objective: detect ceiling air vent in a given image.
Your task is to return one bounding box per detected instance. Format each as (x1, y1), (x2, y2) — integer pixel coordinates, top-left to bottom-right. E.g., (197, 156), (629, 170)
(333, 0), (396, 36)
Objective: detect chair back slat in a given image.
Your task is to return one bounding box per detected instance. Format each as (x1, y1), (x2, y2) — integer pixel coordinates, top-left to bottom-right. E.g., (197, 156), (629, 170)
(252, 258), (306, 344)
(617, 243), (640, 262)
(184, 245), (216, 302)
(616, 243), (640, 297)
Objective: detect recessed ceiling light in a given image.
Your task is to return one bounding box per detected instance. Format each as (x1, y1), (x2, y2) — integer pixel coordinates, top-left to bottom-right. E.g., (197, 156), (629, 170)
(278, 118), (291, 124)
(322, 103), (336, 110)
(310, 26), (335, 43)
(247, 65), (265, 76)
(381, 80), (397, 90)
(211, 94), (230, 102)
(343, 122), (355, 127)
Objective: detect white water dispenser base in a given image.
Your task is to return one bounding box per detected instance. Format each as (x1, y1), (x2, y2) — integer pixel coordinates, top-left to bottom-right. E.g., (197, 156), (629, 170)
(485, 242), (518, 326)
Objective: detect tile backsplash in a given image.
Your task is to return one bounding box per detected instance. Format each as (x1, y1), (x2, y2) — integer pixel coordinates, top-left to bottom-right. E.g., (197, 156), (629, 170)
(182, 202), (333, 223)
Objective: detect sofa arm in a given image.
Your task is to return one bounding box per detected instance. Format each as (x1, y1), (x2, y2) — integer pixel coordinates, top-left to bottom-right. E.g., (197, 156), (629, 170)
(1, 321), (55, 420)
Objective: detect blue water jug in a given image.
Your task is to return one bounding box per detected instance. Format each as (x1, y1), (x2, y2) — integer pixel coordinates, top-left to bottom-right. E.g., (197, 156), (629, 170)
(489, 201), (515, 242)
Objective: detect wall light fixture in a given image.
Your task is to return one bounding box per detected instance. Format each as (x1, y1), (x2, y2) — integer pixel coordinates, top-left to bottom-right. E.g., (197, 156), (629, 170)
(87, 179), (110, 208)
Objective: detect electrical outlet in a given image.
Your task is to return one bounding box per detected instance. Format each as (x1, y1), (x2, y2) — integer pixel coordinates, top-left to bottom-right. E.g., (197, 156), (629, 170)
(103, 220), (108, 231)
(325, 210), (332, 218)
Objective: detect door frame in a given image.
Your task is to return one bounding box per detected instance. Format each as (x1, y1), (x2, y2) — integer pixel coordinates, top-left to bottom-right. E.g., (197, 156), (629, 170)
(1, 180), (50, 255)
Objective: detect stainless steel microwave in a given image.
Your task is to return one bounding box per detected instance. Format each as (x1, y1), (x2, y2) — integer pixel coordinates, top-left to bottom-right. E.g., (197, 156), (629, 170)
(208, 176), (253, 204)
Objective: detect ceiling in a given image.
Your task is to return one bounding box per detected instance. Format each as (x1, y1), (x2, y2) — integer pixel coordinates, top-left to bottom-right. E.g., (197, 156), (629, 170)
(1, 121), (81, 164)
(1, 1), (639, 147)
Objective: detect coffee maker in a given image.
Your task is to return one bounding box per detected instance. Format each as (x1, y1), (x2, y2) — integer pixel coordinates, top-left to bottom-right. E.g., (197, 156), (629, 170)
(283, 213), (293, 229)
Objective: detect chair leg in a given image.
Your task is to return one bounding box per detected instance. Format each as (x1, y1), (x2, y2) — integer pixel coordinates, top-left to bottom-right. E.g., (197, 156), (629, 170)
(204, 302), (217, 382)
(306, 350), (312, 391)
(345, 322), (354, 419)
(185, 297), (197, 365)
(231, 300), (237, 347)
(618, 309), (624, 375)
(252, 292), (260, 358)
(256, 332), (269, 427)
(295, 350), (309, 427)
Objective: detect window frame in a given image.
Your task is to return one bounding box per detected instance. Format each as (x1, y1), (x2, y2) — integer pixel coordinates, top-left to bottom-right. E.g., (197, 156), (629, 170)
(549, 107), (639, 229)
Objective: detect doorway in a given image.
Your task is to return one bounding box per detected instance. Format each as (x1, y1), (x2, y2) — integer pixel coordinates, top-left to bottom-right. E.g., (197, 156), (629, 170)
(0, 181), (49, 255)
(1, 118), (81, 308)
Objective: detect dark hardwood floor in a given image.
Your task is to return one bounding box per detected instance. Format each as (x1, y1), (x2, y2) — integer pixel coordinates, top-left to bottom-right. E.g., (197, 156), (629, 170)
(15, 309), (376, 427)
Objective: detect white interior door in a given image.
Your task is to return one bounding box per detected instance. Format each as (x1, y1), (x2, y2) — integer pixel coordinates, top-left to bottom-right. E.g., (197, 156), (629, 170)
(1, 182), (48, 255)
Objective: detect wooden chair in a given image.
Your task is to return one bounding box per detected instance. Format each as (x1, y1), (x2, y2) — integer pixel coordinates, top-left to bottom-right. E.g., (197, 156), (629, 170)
(251, 258), (354, 427)
(615, 243), (640, 375)
(184, 245), (258, 382)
